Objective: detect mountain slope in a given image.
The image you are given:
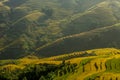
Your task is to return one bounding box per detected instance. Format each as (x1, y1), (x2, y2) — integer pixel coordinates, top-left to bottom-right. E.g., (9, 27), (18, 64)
(63, 0), (120, 35)
(36, 23), (120, 57)
(1, 0), (120, 59)
(1, 0), (120, 80)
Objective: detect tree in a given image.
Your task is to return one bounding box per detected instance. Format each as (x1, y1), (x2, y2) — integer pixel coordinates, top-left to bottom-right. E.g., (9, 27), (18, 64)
(58, 0), (77, 8)
(23, 77), (27, 80)
(41, 6), (53, 17)
(39, 76), (46, 80)
(94, 63), (98, 71)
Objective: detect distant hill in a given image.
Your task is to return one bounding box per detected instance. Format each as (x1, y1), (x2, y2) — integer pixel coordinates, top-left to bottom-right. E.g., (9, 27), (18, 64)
(36, 23), (120, 57)
(63, 0), (120, 35)
(0, 0), (120, 59)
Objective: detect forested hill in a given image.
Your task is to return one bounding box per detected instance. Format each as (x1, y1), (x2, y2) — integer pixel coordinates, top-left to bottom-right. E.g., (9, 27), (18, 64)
(36, 23), (120, 57)
(0, 0), (120, 59)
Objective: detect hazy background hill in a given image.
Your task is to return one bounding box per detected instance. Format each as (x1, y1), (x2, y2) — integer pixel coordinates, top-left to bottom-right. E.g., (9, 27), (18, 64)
(36, 23), (120, 57)
(0, 0), (120, 59)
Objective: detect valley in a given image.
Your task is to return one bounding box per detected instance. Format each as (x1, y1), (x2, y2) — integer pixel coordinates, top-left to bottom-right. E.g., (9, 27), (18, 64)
(0, 0), (120, 80)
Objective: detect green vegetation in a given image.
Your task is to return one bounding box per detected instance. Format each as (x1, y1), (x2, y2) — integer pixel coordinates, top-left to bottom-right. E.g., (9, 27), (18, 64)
(36, 23), (120, 57)
(1, 0), (120, 59)
(0, 48), (120, 80)
(1, 0), (120, 79)
(0, 61), (77, 80)
(85, 57), (120, 80)
(106, 58), (120, 73)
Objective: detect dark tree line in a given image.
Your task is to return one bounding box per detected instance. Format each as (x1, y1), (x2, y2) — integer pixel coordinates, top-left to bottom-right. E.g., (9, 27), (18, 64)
(19, 61), (77, 80)
(0, 61), (77, 80)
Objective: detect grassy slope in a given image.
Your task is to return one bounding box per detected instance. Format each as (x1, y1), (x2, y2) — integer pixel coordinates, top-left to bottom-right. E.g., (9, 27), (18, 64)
(1, 48), (120, 80)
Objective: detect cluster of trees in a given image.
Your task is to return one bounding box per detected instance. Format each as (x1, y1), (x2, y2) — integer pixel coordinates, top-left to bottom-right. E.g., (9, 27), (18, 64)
(0, 61), (77, 80)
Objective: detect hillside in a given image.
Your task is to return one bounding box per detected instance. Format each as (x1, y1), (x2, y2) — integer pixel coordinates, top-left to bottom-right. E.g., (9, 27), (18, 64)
(63, 0), (120, 35)
(36, 23), (120, 57)
(1, 0), (120, 59)
(1, 48), (120, 80)
(1, 0), (120, 80)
